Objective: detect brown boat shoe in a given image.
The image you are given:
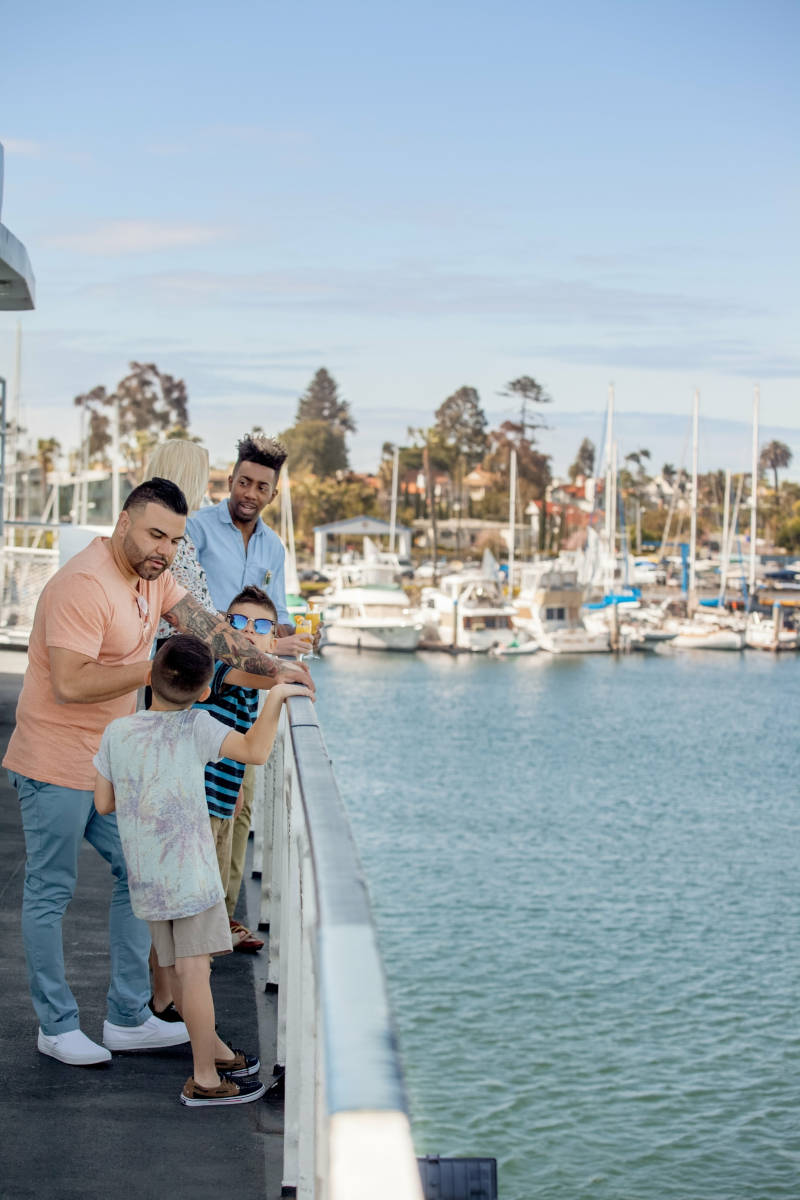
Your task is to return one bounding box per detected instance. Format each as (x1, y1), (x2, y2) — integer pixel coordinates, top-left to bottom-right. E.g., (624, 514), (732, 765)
(229, 918), (264, 953)
(180, 1075), (266, 1106)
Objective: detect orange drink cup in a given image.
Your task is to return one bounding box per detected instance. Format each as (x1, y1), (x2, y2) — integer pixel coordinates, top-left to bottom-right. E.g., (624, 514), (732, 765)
(293, 614), (314, 653)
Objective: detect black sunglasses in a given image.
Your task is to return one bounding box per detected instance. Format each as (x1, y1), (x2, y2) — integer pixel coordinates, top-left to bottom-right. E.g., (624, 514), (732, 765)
(227, 613), (274, 635)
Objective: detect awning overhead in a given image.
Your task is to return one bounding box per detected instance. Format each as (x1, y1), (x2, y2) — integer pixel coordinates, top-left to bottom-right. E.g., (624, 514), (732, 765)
(0, 145), (35, 310)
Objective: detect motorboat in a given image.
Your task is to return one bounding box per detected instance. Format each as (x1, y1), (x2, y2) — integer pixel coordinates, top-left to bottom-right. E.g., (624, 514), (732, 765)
(514, 562), (610, 654)
(615, 603), (678, 650)
(320, 577), (422, 652)
(488, 636), (539, 657)
(417, 558), (518, 653)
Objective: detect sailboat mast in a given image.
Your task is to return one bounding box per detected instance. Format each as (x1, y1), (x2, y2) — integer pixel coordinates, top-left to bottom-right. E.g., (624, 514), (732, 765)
(76, 398), (86, 524)
(609, 441), (618, 591)
(717, 467), (731, 608)
(748, 384), (759, 606)
(688, 390), (699, 610)
(388, 445), (399, 553)
(6, 321), (22, 524)
(508, 447), (517, 595)
(110, 394), (121, 523)
(604, 383), (614, 555)
(281, 466), (297, 565)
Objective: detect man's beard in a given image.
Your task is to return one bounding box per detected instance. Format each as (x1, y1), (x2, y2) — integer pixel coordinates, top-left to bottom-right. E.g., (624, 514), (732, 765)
(123, 534), (169, 580)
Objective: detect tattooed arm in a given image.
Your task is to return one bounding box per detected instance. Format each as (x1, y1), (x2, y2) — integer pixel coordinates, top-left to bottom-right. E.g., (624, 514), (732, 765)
(162, 594), (314, 693)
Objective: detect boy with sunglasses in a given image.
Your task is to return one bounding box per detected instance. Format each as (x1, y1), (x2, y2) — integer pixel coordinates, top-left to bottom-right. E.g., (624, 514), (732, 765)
(193, 587), (306, 950)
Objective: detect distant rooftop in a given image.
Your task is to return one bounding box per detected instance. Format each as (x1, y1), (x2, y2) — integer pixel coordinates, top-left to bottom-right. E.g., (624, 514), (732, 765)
(0, 144), (35, 310)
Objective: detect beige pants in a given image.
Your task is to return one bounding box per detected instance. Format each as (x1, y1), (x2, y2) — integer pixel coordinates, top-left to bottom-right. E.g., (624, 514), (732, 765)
(209, 814), (234, 898)
(225, 765), (254, 918)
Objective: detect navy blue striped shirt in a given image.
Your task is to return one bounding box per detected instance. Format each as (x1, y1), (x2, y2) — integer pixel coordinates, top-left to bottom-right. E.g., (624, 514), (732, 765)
(193, 662), (258, 819)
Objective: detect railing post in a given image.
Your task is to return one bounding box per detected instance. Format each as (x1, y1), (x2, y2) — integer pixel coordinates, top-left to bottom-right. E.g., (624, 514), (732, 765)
(255, 717), (281, 925)
(298, 827), (317, 1197)
(268, 698), (425, 1199)
(282, 766), (303, 1193)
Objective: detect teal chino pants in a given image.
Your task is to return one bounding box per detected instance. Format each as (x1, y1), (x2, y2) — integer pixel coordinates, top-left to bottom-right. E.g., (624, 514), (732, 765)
(9, 772), (151, 1036)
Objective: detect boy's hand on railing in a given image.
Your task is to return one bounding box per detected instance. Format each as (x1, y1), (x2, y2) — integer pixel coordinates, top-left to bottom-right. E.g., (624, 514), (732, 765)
(270, 681), (314, 705)
(274, 659), (315, 700)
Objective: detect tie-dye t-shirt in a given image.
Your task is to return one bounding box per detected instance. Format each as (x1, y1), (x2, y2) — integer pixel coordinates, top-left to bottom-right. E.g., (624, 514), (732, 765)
(94, 708), (229, 921)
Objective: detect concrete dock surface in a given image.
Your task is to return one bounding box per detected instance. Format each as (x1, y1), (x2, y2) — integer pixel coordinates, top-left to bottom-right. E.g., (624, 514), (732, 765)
(0, 652), (284, 1200)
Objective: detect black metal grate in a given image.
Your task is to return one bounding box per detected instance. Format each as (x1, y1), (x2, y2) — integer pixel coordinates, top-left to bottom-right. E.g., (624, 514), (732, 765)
(417, 1155), (498, 1200)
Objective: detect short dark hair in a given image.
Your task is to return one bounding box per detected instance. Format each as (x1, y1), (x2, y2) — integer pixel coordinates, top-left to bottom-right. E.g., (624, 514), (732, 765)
(124, 477), (188, 517)
(233, 433), (288, 478)
(150, 634), (213, 705)
(227, 586), (278, 622)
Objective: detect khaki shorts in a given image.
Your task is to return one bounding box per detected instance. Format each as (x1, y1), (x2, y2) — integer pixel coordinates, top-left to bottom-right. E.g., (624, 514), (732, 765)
(149, 898), (233, 966)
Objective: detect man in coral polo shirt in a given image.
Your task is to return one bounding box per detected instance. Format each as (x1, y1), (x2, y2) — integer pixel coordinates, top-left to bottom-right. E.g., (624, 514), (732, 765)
(4, 477), (310, 1067)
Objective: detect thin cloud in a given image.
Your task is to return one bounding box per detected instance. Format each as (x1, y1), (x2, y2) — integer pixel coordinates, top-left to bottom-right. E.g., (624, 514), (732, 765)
(45, 220), (229, 256)
(77, 265), (762, 327)
(532, 340), (800, 380)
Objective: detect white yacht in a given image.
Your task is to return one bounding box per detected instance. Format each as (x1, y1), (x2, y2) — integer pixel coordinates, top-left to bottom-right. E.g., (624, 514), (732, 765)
(320, 568), (422, 652)
(514, 562), (610, 654)
(417, 560), (518, 653)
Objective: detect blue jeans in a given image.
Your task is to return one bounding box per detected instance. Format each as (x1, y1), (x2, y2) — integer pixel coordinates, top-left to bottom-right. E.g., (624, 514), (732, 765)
(9, 772), (151, 1035)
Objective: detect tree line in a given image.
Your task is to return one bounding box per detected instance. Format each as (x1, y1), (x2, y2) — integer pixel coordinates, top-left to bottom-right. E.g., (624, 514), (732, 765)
(21, 363), (800, 553)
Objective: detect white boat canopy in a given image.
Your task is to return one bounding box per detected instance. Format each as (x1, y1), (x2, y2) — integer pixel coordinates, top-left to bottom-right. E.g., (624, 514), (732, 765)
(313, 515), (412, 570)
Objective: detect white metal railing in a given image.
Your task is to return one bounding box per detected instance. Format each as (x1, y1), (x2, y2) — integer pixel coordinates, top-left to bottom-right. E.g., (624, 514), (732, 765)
(0, 522), (60, 643)
(252, 695), (424, 1200)
(0, 521), (114, 644)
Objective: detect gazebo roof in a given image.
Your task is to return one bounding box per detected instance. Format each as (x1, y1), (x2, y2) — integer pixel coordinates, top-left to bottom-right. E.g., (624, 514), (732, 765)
(313, 515), (411, 536)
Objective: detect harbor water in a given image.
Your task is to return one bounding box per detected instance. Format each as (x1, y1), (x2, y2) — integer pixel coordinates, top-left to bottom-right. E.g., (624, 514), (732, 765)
(313, 649), (800, 1200)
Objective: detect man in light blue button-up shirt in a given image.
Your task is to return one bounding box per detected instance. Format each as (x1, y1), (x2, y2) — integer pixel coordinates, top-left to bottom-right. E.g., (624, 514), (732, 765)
(187, 433), (311, 954)
(188, 434), (303, 647)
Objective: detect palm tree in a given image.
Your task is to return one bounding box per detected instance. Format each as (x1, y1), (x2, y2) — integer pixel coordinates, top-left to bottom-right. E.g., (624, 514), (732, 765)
(37, 437), (60, 510)
(759, 440), (793, 544)
(759, 440), (793, 496)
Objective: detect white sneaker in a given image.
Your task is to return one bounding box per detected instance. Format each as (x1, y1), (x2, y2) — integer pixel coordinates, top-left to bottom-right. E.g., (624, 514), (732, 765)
(102, 1013), (190, 1051)
(38, 1027), (112, 1066)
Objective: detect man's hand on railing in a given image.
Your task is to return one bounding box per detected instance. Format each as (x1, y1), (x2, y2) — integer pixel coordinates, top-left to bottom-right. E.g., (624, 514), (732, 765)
(273, 632), (314, 657)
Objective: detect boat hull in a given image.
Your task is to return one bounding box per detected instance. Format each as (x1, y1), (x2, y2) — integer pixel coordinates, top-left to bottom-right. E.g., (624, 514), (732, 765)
(322, 620), (422, 652)
(536, 629), (611, 654)
(671, 627), (745, 650)
(745, 627), (799, 651)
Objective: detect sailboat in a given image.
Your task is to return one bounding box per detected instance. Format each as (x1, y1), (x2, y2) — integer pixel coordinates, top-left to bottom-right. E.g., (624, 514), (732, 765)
(670, 392), (745, 650)
(739, 386), (792, 648)
(514, 560), (610, 653)
(279, 467), (309, 620)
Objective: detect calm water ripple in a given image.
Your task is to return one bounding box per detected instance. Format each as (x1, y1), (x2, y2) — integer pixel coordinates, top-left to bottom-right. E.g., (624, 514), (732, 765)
(314, 649), (800, 1200)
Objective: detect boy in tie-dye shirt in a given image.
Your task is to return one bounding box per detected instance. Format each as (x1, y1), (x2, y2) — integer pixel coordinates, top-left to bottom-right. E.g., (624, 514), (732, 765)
(93, 633), (310, 1107)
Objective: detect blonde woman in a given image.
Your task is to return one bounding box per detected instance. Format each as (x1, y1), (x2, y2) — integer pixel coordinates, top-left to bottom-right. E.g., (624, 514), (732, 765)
(145, 441), (217, 636)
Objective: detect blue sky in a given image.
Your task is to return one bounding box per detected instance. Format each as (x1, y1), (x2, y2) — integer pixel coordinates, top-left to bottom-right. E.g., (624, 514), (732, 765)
(1, 0), (798, 476)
